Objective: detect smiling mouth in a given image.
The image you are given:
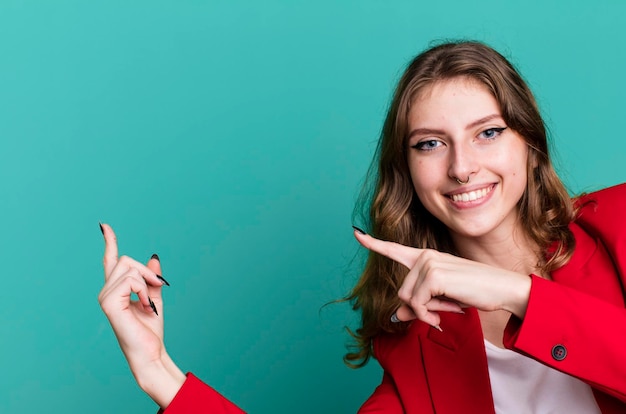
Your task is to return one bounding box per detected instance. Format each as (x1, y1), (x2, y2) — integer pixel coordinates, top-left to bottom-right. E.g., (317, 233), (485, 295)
(449, 185), (494, 202)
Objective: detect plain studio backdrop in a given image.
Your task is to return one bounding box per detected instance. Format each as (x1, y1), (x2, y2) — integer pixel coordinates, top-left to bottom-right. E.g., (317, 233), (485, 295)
(0, 1), (624, 412)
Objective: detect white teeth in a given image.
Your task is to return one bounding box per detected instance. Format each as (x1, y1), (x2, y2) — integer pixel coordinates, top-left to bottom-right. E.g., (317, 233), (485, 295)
(451, 187), (491, 202)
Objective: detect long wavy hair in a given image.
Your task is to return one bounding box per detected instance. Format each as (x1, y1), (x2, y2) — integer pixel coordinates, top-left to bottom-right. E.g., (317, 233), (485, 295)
(344, 41), (576, 368)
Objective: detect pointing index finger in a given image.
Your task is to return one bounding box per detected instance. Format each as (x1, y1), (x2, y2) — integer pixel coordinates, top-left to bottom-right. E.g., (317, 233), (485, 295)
(101, 223), (119, 279)
(353, 228), (421, 269)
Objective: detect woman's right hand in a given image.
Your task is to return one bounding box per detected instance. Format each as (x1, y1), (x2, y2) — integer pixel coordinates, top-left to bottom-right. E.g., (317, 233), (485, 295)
(98, 223), (186, 408)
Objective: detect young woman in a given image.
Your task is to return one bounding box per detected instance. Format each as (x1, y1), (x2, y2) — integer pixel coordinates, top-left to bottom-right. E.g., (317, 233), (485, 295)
(98, 41), (626, 413)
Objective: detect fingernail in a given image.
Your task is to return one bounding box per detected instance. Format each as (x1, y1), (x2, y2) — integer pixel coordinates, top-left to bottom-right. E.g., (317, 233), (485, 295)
(352, 225), (367, 235)
(151, 253), (160, 262)
(157, 275), (170, 286)
(390, 313), (400, 323)
(99, 222), (104, 235)
(148, 297), (158, 316)
(432, 324), (443, 332)
(456, 309), (465, 314)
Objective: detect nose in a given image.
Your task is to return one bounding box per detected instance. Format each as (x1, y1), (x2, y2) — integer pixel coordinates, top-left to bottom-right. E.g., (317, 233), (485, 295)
(447, 142), (478, 184)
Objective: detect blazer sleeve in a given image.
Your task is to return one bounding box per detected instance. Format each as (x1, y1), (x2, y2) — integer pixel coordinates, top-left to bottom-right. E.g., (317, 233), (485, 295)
(358, 372), (404, 413)
(504, 276), (626, 402)
(504, 183), (626, 402)
(157, 373), (246, 414)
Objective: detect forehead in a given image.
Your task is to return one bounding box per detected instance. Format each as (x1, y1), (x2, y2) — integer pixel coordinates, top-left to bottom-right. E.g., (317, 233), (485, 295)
(409, 78), (501, 128)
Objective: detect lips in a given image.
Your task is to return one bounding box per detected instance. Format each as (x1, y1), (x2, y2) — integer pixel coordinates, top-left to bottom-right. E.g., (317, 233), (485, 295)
(447, 184), (494, 202)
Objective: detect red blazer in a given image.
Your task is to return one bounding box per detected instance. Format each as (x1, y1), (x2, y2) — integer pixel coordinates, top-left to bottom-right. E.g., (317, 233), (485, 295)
(360, 183), (626, 413)
(158, 373), (245, 414)
(161, 184), (626, 413)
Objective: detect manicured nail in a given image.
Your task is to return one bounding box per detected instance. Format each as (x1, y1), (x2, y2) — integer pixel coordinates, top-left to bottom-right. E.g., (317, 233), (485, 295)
(148, 297), (158, 316)
(157, 275), (170, 286)
(390, 313), (400, 323)
(352, 225), (367, 235)
(432, 324), (443, 332)
(99, 223), (104, 235)
(151, 253), (160, 262)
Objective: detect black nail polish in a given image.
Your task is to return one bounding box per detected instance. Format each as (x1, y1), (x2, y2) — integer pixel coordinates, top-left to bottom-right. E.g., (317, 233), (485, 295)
(151, 253), (160, 262)
(148, 297), (158, 316)
(352, 225), (367, 235)
(157, 275), (170, 286)
(99, 223), (104, 235)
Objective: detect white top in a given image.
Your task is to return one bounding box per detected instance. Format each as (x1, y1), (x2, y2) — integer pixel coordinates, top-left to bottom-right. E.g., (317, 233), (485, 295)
(484, 340), (601, 414)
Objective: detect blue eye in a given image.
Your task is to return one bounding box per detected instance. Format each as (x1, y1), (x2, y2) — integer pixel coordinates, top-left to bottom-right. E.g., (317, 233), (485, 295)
(412, 139), (442, 151)
(479, 127), (507, 139)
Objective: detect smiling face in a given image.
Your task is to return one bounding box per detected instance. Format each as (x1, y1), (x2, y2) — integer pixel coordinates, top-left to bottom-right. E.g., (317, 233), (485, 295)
(406, 77), (529, 242)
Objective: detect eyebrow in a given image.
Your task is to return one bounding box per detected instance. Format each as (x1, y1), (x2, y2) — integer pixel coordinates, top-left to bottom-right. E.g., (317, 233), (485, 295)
(407, 114), (503, 139)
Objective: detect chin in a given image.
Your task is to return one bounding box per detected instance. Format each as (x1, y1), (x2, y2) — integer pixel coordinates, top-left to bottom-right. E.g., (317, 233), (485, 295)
(446, 220), (501, 239)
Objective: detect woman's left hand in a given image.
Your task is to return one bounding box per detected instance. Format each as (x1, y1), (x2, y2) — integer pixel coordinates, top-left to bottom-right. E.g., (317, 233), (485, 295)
(98, 224), (185, 408)
(353, 230), (532, 328)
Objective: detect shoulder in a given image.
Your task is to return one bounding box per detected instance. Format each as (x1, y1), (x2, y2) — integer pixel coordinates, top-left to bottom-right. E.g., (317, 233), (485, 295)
(575, 182), (626, 212)
(572, 183), (626, 261)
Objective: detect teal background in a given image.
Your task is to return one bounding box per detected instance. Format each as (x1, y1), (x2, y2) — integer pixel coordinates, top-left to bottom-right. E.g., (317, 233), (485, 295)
(1, 1), (625, 412)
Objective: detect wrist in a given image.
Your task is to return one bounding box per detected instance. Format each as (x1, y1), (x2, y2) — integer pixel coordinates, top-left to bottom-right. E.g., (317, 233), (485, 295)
(134, 356), (186, 409)
(502, 273), (532, 319)
(161, 351), (186, 385)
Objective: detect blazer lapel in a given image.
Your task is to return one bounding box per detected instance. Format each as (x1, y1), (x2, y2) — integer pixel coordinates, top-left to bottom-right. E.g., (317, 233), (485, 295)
(421, 308), (495, 414)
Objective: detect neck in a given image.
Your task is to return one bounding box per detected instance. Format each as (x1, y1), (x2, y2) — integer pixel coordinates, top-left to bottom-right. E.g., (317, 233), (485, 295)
(451, 224), (541, 276)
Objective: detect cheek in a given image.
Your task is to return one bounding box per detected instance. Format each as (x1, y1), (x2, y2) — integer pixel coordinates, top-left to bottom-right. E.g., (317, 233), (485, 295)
(409, 159), (429, 191)
(511, 155), (529, 179)
(506, 137), (530, 171)
(502, 151), (529, 195)
(409, 160), (441, 203)
(497, 144), (528, 177)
